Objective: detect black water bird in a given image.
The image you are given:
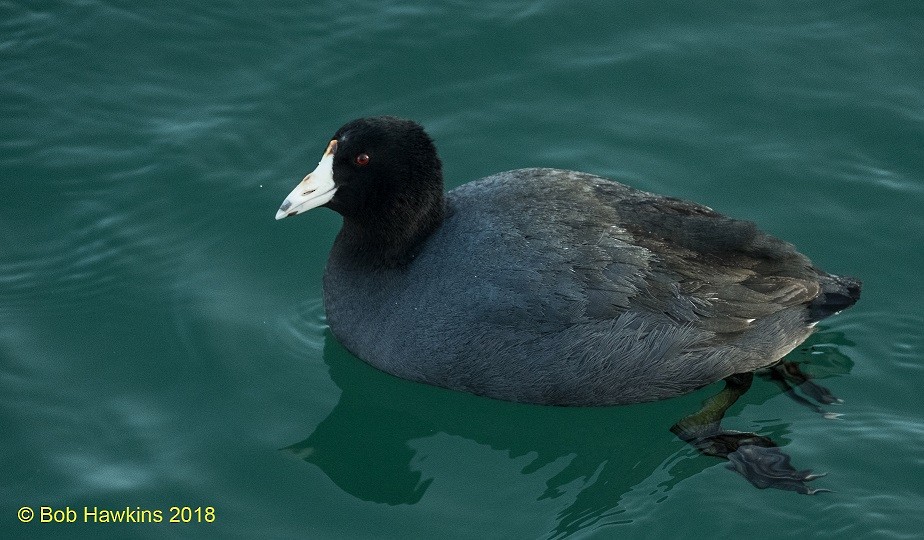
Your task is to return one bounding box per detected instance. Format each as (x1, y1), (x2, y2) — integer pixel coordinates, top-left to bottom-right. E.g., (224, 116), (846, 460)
(276, 116), (861, 493)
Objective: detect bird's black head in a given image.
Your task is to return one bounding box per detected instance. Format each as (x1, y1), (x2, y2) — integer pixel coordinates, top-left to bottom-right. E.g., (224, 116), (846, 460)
(326, 116), (443, 221)
(276, 116), (446, 267)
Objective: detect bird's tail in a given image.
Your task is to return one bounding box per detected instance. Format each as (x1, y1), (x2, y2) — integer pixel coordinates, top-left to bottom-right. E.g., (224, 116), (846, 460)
(807, 273), (862, 322)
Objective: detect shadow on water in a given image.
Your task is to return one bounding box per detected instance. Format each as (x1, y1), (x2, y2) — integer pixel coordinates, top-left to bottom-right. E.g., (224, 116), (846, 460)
(283, 327), (854, 537)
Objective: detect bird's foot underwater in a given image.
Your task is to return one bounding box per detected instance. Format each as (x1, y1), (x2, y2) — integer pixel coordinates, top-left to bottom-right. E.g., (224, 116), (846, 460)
(674, 423), (830, 495)
(726, 445), (829, 495)
(762, 360), (843, 416)
(671, 372), (829, 494)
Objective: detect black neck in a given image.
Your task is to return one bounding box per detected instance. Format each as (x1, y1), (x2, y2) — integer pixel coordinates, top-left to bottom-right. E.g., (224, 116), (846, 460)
(334, 194), (446, 269)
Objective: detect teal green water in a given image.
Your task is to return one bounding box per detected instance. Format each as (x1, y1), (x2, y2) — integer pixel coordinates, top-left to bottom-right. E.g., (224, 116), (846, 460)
(2, 1), (922, 538)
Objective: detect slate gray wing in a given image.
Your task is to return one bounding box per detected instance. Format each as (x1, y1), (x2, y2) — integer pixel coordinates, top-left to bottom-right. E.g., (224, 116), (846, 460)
(591, 178), (822, 338)
(488, 169), (822, 338)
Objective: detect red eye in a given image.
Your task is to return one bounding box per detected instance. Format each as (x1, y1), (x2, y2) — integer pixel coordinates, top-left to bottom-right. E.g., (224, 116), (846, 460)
(354, 153), (370, 166)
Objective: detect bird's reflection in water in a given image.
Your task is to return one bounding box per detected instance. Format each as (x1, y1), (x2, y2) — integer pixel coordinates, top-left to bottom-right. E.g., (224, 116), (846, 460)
(284, 329), (852, 536)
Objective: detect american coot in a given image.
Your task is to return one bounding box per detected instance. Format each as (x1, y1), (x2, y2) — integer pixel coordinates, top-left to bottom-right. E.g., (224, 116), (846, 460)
(276, 116), (861, 494)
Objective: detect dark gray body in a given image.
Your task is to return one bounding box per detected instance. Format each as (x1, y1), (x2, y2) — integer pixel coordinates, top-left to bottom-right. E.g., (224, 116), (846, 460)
(323, 168), (854, 405)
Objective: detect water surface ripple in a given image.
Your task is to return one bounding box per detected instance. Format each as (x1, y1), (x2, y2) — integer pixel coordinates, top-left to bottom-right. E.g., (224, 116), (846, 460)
(2, 1), (922, 538)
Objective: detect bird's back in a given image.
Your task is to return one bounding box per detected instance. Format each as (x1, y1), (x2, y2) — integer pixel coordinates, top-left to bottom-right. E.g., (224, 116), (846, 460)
(323, 169), (860, 405)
